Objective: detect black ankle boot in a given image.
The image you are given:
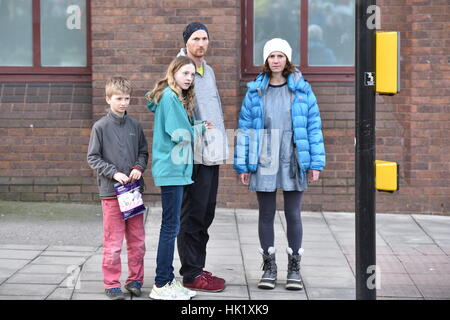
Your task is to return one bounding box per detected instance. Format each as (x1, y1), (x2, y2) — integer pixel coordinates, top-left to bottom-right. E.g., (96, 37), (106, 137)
(258, 247), (277, 290)
(286, 247), (304, 290)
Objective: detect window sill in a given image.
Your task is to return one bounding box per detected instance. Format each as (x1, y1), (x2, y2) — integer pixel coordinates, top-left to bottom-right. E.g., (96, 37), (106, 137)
(0, 69), (92, 82)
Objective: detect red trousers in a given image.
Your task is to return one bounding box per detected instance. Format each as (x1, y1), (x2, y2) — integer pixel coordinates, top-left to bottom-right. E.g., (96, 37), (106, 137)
(101, 199), (145, 289)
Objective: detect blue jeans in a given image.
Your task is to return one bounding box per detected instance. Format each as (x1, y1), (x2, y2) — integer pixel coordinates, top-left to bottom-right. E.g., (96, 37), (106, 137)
(155, 185), (184, 287)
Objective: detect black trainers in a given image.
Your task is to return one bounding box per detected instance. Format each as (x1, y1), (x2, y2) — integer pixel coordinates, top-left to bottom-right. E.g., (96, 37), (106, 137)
(286, 247), (304, 290)
(258, 247), (277, 290)
(125, 280), (142, 297)
(105, 287), (126, 300)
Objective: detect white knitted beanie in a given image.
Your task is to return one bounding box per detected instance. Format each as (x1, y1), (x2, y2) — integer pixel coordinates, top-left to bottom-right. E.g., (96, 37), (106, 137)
(263, 38), (292, 63)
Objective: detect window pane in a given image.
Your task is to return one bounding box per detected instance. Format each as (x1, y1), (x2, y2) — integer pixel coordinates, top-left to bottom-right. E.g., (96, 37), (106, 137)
(308, 0), (355, 66)
(254, 0), (300, 66)
(0, 0), (33, 66)
(40, 0), (87, 67)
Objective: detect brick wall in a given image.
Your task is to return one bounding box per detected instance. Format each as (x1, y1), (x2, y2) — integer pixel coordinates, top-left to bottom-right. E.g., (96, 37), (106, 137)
(0, 82), (94, 202)
(1, 0), (449, 214)
(374, 0), (450, 214)
(90, 0), (242, 205)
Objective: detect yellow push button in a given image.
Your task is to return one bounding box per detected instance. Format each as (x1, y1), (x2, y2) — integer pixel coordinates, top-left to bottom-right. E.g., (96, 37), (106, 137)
(375, 160), (399, 192)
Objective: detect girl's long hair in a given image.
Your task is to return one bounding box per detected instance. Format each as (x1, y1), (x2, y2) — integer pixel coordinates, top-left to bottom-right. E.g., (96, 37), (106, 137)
(146, 56), (196, 117)
(262, 57), (295, 79)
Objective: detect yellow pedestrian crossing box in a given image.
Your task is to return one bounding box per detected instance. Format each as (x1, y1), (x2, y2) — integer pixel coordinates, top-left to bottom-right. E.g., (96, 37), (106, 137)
(375, 160), (399, 192)
(376, 32), (400, 95)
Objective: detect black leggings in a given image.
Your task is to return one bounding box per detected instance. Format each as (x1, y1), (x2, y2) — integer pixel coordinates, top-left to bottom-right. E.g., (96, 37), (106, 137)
(256, 191), (303, 254)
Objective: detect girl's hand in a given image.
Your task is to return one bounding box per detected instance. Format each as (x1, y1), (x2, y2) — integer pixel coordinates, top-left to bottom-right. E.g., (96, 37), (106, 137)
(239, 173), (250, 185)
(308, 170), (321, 183)
(203, 121), (213, 129)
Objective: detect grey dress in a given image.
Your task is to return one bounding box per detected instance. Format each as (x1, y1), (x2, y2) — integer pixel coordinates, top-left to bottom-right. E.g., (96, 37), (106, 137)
(249, 82), (307, 192)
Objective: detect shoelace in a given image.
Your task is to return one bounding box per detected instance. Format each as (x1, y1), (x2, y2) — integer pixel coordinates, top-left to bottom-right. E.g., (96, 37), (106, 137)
(171, 280), (184, 291)
(202, 271), (214, 281)
(261, 257), (276, 272)
(288, 257), (300, 272)
(199, 274), (210, 282)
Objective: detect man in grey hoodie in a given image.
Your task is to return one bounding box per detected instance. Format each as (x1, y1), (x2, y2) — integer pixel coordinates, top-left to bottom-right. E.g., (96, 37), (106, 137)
(177, 22), (228, 292)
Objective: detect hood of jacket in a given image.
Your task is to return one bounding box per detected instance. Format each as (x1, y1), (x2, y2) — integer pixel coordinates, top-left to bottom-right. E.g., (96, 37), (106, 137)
(147, 99), (158, 113)
(247, 68), (310, 96)
(145, 91), (159, 113)
(146, 87), (179, 113)
(177, 48), (187, 57)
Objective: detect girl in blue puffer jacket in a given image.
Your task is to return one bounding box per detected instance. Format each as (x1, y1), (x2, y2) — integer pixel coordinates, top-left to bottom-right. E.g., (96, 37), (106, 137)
(234, 38), (326, 291)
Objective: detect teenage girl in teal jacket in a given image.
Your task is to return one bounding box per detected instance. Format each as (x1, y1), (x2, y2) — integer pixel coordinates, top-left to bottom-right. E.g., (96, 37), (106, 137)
(145, 56), (210, 300)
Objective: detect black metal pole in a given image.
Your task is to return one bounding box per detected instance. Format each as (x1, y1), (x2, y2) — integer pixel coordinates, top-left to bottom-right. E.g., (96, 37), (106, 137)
(355, 0), (377, 300)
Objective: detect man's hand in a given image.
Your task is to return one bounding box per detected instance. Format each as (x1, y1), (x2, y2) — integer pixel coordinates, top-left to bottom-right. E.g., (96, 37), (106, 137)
(113, 172), (130, 185)
(129, 169), (142, 182)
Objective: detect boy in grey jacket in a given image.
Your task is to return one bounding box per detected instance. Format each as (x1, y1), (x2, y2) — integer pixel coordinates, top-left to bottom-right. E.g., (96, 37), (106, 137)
(87, 76), (149, 300)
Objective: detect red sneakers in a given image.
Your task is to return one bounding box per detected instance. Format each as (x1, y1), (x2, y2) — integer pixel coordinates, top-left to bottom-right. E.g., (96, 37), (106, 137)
(202, 270), (226, 285)
(183, 271), (226, 292)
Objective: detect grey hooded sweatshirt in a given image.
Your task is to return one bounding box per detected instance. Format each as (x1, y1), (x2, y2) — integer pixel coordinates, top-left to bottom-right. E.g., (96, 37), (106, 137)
(177, 48), (228, 165)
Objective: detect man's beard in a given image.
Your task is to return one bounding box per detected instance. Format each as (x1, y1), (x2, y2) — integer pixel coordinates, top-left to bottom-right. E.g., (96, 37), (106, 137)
(189, 48), (206, 58)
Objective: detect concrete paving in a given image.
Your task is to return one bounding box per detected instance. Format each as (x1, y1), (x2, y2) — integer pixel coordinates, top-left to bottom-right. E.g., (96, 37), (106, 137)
(0, 201), (450, 300)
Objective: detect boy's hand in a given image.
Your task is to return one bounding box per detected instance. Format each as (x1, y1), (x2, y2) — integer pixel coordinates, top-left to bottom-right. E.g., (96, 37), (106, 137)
(129, 169), (142, 182)
(113, 172), (130, 185)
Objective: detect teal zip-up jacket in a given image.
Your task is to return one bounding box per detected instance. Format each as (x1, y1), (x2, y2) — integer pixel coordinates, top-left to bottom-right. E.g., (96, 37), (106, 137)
(146, 87), (204, 187)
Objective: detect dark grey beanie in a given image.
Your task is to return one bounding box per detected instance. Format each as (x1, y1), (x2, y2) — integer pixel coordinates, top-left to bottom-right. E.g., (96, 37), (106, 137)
(183, 22), (209, 44)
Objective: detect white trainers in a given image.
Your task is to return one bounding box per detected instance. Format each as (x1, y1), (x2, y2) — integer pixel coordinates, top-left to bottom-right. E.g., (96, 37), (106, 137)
(149, 282), (191, 300)
(170, 279), (196, 298)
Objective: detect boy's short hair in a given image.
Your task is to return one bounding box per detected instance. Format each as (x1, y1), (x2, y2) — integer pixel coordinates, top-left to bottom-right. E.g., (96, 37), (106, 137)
(105, 76), (132, 98)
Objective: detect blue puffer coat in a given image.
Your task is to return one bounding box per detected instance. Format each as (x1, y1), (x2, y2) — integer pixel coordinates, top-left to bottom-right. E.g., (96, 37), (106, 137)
(234, 70), (326, 176)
